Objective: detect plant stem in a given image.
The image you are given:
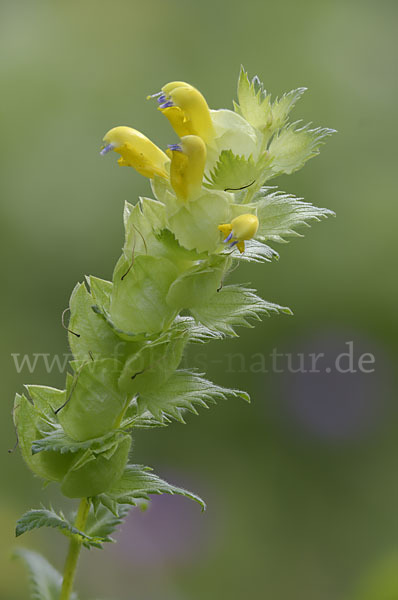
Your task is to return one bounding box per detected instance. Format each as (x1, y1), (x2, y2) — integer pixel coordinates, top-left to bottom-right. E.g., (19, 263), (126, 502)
(60, 497), (90, 600)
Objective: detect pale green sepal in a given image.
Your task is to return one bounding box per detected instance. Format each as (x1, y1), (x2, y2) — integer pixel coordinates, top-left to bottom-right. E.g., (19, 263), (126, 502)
(25, 385), (65, 418)
(13, 548), (76, 600)
(191, 285), (292, 336)
(110, 254), (178, 335)
(123, 197), (167, 259)
(57, 359), (127, 441)
(124, 197), (166, 233)
(61, 435), (131, 498)
(269, 121), (336, 175)
(149, 228), (207, 269)
(151, 177), (182, 217)
(13, 393), (74, 482)
(150, 176), (174, 205)
(120, 398), (166, 429)
(90, 305), (148, 343)
(68, 282), (125, 362)
(88, 276), (146, 348)
(137, 369), (249, 423)
(168, 191), (230, 253)
(88, 276), (113, 313)
(208, 108), (259, 172)
(254, 189), (335, 243)
(228, 202), (257, 219)
(97, 464), (206, 513)
(118, 331), (187, 396)
(166, 257), (227, 310)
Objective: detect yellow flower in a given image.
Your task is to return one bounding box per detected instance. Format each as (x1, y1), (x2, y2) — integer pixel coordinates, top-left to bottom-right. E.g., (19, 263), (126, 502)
(167, 135), (207, 202)
(101, 126), (169, 179)
(218, 213), (259, 253)
(149, 82), (215, 143)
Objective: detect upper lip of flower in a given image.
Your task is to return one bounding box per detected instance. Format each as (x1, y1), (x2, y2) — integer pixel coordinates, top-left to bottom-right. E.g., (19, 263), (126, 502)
(148, 81), (215, 143)
(100, 126), (170, 180)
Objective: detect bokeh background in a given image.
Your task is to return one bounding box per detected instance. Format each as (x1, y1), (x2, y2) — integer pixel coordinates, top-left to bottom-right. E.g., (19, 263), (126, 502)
(1, 0), (397, 598)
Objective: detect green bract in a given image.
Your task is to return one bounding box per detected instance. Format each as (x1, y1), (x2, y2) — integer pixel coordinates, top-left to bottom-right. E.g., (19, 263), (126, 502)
(13, 68), (334, 600)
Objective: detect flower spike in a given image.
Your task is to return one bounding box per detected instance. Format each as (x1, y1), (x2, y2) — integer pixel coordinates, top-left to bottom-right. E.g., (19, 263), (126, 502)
(149, 81), (215, 143)
(13, 68), (334, 600)
(218, 213), (259, 253)
(101, 126), (169, 179)
(168, 135), (207, 202)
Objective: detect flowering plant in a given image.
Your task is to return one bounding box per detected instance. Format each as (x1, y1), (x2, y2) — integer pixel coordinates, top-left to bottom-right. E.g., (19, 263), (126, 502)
(13, 68), (334, 600)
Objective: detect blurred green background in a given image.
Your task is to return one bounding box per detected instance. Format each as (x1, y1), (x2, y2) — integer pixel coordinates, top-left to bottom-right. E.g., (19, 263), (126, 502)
(1, 0), (397, 598)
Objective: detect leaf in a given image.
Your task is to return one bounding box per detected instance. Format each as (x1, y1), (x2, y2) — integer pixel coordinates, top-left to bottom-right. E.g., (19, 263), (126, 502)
(137, 369), (249, 423)
(205, 149), (269, 192)
(268, 121), (336, 175)
(254, 188), (335, 243)
(234, 66), (272, 130)
(16, 507), (77, 538)
(14, 548), (75, 600)
(97, 464), (206, 514)
(271, 87), (307, 131)
(226, 239), (279, 264)
(31, 428), (123, 456)
(84, 504), (130, 546)
(172, 316), (225, 343)
(191, 284), (292, 336)
(15, 507), (108, 549)
(235, 68), (309, 133)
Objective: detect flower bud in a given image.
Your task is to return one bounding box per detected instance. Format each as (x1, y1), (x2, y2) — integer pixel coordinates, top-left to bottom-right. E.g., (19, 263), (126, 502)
(151, 82), (215, 143)
(218, 213), (259, 253)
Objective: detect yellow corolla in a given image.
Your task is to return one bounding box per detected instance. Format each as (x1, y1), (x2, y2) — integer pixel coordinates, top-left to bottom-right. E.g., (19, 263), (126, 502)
(149, 81), (215, 143)
(218, 213), (259, 253)
(167, 135), (207, 202)
(101, 126), (169, 179)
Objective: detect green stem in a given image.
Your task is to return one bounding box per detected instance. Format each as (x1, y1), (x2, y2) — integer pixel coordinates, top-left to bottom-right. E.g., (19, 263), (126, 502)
(60, 497), (90, 600)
